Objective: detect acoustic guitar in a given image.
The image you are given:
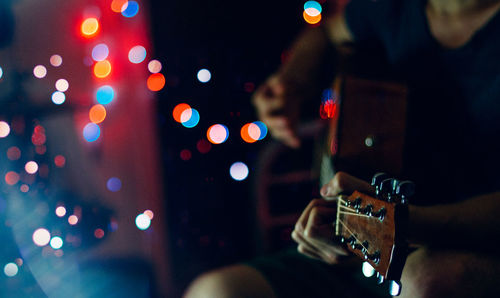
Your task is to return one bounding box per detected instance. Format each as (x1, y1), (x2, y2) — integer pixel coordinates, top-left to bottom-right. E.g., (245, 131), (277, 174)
(320, 75), (413, 296)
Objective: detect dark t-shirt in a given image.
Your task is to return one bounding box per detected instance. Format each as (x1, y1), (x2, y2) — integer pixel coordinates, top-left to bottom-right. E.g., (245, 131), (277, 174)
(344, 0), (500, 205)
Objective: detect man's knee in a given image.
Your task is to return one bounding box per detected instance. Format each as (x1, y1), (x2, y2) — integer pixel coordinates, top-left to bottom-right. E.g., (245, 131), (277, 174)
(399, 247), (500, 298)
(183, 264), (275, 298)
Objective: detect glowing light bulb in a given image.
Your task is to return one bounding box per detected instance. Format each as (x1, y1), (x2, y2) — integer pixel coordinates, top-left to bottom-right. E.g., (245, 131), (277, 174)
(51, 91), (66, 105)
(32, 228), (51, 246)
(135, 213), (151, 230)
(68, 215), (79, 225)
(148, 60), (162, 73)
(230, 162), (249, 181)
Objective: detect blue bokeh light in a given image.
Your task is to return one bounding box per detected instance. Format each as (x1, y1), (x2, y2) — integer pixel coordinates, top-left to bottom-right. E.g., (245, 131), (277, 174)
(304, 1), (322, 13)
(96, 85), (115, 105)
(107, 177), (122, 192)
(92, 44), (109, 61)
(83, 123), (101, 142)
(122, 1), (139, 18)
(253, 121), (268, 140)
(182, 108), (200, 128)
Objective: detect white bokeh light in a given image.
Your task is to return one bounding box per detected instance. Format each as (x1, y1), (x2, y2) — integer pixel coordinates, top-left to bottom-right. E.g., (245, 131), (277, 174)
(32, 228), (51, 247)
(229, 162), (249, 181)
(50, 236), (63, 249)
(197, 68), (211, 83)
(33, 65), (47, 78)
(3, 263), (18, 277)
(135, 213), (151, 230)
(55, 79), (69, 92)
(0, 121), (10, 138)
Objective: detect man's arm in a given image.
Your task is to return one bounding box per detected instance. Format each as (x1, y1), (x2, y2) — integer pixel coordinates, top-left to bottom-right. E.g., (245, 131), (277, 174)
(252, 13), (354, 148)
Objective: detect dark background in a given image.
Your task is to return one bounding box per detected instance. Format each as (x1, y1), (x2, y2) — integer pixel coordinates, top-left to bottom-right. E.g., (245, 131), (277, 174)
(149, 0), (307, 294)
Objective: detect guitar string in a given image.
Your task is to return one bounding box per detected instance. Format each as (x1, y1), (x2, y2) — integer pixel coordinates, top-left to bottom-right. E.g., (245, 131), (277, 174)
(337, 210), (372, 218)
(337, 218), (371, 254)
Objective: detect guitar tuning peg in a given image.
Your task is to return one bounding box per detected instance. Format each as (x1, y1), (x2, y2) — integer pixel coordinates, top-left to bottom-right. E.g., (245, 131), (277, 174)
(395, 180), (415, 204)
(389, 280), (402, 296)
(361, 261), (375, 278)
(376, 272), (385, 284)
(380, 178), (399, 202)
(371, 173), (388, 195)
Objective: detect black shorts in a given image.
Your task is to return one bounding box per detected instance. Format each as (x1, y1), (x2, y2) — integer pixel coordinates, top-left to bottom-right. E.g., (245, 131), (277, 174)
(245, 248), (391, 298)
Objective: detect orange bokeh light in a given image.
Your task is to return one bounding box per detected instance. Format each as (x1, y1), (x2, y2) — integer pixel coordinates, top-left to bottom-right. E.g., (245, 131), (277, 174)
(303, 11), (322, 24)
(147, 73), (166, 91)
(93, 60), (112, 78)
(111, 0), (128, 12)
(241, 123), (257, 143)
(173, 103), (191, 123)
(81, 17), (99, 37)
(89, 104), (107, 124)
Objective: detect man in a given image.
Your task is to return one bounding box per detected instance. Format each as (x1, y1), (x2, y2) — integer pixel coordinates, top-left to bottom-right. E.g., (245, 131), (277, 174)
(185, 0), (500, 296)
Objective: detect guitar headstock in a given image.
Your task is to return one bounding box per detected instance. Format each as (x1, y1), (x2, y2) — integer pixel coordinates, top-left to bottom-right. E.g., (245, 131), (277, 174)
(335, 173), (414, 296)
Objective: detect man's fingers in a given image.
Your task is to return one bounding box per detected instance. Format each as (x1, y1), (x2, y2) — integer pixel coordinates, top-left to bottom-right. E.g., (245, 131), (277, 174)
(295, 199), (336, 233)
(320, 172), (375, 200)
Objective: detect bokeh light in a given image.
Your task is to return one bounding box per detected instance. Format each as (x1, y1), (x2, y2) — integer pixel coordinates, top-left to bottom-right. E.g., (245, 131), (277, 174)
(172, 103), (191, 123)
(181, 108), (200, 128)
(96, 85), (115, 104)
(33, 65), (47, 78)
(92, 43), (109, 61)
(180, 149), (192, 161)
(55, 206), (66, 217)
(5, 171), (19, 185)
(111, 0), (128, 12)
(304, 1), (322, 14)
(81, 17), (99, 37)
(197, 69), (211, 83)
(241, 123), (257, 143)
(147, 73), (165, 91)
(20, 184), (29, 193)
(32, 228), (51, 247)
(93, 60), (112, 78)
(148, 60), (162, 73)
(25, 161), (39, 174)
(229, 162), (249, 181)
(305, 7), (321, 17)
(83, 123), (101, 142)
(106, 177), (122, 192)
(50, 55), (63, 67)
(51, 91), (66, 105)
(197, 139), (212, 153)
(144, 210), (154, 220)
(3, 263), (18, 277)
(0, 121), (10, 138)
(94, 228), (105, 239)
(135, 213), (151, 230)
(7, 146), (21, 160)
(55, 79), (69, 92)
(68, 215), (79, 225)
(50, 236), (63, 249)
(121, 1), (139, 18)
(128, 45), (147, 64)
(207, 124), (229, 144)
(252, 121), (267, 140)
(303, 10), (322, 24)
(89, 104), (107, 124)
(0, 66), (2, 79)
(54, 155), (66, 167)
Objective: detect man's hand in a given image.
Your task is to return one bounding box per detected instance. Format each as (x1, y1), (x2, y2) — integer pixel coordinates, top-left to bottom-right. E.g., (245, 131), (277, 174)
(291, 172), (375, 264)
(251, 75), (301, 148)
